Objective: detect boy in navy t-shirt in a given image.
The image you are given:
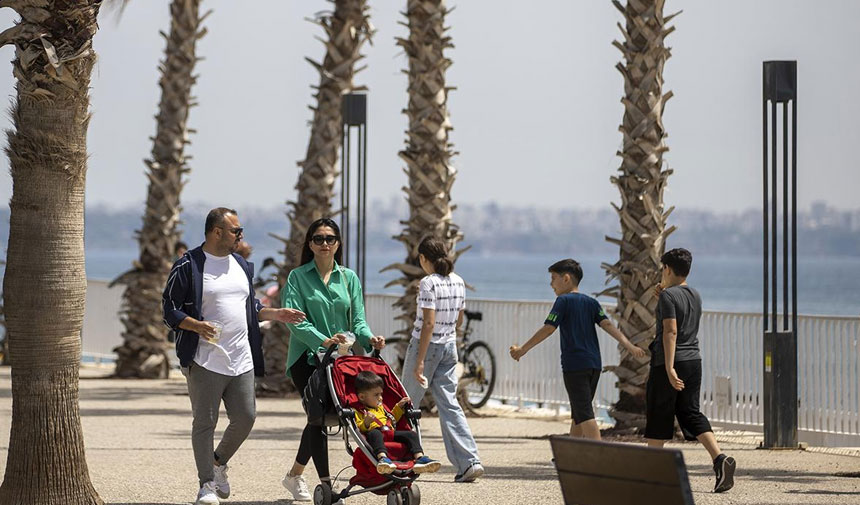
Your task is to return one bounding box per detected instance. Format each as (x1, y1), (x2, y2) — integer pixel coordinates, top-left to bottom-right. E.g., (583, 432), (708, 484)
(510, 259), (645, 440)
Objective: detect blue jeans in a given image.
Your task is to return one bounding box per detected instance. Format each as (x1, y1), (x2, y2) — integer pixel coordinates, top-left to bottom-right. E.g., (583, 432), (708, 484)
(401, 339), (481, 475)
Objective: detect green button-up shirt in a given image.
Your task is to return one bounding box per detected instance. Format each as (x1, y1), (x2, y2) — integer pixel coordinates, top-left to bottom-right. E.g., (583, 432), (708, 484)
(281, 260), (374, 377)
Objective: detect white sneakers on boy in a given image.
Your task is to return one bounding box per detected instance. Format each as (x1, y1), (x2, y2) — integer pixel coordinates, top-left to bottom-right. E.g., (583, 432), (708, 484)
(195, 481), (220, 505)
(213, 464), (230, 499)
(282, 472), (312, 501)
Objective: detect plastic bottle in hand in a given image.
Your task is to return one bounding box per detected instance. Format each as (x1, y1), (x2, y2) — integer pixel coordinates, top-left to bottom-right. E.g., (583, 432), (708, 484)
(338, 331), (356, 355)
(207, 321), (223, 342)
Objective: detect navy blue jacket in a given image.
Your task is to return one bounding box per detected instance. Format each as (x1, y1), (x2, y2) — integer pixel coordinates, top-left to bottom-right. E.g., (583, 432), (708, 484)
(162, 245), (265, 376)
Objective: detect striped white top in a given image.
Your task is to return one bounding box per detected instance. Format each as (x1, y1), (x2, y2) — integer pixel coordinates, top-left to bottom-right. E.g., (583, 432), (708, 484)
(411, 273), (466, 344)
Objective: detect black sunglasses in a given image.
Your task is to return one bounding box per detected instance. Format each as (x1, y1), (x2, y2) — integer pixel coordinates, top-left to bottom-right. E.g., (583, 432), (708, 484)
(218, 226), (244, 236)
(311, 234), (339, 246)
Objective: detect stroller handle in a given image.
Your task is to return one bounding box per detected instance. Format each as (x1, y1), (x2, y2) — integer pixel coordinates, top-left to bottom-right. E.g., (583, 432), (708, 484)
(318, 342), (382, 365)
(316, 343), (339, 369)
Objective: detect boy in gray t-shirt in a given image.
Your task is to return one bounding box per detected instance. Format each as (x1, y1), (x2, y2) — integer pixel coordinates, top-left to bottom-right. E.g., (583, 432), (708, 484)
(645, 248), (736, 494)
(650, 284), (702, 367)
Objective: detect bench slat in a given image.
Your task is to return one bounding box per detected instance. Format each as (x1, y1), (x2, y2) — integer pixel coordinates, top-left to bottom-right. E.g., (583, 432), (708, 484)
(550, 436), (695, 505)
(557, 470), (691, 505)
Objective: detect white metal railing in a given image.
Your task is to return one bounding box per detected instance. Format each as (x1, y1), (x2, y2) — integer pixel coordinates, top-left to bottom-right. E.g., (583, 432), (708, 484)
(366, 294), (621, 411)
(365, 294), (860, 446)
(78, 281), (860, 446)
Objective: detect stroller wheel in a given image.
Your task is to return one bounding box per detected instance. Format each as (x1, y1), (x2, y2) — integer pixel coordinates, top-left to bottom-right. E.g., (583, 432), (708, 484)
(386, 489), (404, 505)
(313, 484), (332, 505)
(404, 483), (421, 505)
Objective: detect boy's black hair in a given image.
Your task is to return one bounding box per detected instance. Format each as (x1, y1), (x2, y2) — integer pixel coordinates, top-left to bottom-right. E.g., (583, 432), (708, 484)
(548, 259), (583, 285)
(355, 370), (384, 393)
(661, 248), (693, 278)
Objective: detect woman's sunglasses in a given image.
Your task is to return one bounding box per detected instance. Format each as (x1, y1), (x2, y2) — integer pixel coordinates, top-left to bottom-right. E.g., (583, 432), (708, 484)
(311, 234), (339, 246)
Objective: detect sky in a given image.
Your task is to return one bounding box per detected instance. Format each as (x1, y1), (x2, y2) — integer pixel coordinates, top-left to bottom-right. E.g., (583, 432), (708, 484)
(0, 0), (856, 212)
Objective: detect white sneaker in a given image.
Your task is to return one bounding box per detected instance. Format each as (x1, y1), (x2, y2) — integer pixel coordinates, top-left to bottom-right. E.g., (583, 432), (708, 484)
(195, 481), (220, 505)
(455, 462), (485, 483)
(213, 464), (230, 499)
(282, 472), (311, 501)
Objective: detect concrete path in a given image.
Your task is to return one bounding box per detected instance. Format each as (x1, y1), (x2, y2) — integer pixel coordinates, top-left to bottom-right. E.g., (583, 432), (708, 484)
(0, 366), (858, 504)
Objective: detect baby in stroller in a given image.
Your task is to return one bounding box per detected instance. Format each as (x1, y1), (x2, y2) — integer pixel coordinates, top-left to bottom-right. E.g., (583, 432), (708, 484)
(354, 371), (441, 475)
(315, 349), (435, 505)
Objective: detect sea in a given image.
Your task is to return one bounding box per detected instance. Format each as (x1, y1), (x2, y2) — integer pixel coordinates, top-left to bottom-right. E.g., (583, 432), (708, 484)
(85, 249), (860, 316)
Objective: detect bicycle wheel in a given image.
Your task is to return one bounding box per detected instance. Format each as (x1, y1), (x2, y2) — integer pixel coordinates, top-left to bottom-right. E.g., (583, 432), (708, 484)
(461, 341), (496, 409)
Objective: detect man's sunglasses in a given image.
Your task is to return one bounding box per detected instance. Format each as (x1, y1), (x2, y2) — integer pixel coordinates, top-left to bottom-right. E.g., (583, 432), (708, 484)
(311, 234), (339, 246)
(218, 226), (244, 236)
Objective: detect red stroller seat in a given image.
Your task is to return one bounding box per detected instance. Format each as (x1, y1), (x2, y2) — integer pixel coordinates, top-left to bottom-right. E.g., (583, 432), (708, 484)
(331, 355), (419, 491)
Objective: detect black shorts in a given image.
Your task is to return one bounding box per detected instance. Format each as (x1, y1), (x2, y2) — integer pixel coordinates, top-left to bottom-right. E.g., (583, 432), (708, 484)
(563, 369), (600, 424)
(645, 360), (713, 440)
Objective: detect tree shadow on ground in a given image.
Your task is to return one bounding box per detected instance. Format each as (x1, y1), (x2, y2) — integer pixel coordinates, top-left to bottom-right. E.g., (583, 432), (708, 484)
(109, 502), (289, 505)
(468, 462), (557, 482)
(786, 489), (860, 496)
(159, 426), (305, 441)
(78, 403), (305, 418)
(80, 407), (191, 417)
(688, 463), (848, 484)
(420, 434), (548, 445)
(79, 384), (189, 401)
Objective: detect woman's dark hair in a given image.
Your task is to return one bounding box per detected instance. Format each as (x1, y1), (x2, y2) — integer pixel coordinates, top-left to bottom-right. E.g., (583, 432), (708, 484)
(300, 217), (343, 266)
(661, 248), (693, 277)
(548, 259), (583, 285)
(418, 237), (454, 276)
(355, 371), (384, 394)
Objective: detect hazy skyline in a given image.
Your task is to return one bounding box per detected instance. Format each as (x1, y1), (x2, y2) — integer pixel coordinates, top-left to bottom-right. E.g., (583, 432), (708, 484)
(0, 0), (856, 212)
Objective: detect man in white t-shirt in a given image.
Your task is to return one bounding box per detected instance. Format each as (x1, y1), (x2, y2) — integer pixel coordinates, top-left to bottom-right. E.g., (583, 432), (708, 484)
(163, 208), (305, 505)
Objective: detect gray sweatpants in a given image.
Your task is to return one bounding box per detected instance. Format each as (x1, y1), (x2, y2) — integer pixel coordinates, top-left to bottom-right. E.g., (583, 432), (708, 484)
(184, 362), (256, 486)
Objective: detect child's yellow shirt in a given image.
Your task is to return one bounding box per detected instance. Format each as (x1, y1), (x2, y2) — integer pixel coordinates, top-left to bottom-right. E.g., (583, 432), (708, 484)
(355, 404), (404, 432)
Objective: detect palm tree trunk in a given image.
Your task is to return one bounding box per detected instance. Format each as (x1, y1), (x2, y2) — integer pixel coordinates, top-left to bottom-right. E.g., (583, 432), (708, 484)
(0, 1), (103, 503)
(600, 0), (679, 430)
(385, 0), (465, 339)
(112, 0), (208, 379)
(258, 0), (372, 396)
(0, 261), (6, 365)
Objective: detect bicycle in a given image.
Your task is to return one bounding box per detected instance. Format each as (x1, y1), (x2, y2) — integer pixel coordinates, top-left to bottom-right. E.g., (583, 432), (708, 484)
(380, 309), (496, 413)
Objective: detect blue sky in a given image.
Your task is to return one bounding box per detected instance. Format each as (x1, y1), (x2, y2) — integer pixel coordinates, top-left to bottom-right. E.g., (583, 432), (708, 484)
(0, 0), (856, 212)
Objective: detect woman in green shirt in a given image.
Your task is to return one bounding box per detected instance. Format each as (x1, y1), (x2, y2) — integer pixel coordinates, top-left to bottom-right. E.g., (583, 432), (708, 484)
(281, 217), (385, 502)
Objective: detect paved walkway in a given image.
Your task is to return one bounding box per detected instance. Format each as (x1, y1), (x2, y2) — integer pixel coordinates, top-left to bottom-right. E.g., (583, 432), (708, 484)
(0, 366), (858, 504)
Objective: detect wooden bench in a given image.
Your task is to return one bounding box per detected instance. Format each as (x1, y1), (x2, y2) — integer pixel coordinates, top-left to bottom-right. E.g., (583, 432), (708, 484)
(550, 435), (695, 505)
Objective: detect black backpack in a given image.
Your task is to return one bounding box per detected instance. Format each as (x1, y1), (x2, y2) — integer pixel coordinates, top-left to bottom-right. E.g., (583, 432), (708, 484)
(302, 353), (340, 427)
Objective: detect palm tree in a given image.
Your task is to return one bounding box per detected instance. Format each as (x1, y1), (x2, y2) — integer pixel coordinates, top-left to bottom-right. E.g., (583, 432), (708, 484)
(385, 0), (465, 339)
(258, 0), (373, 396)
(0, 260), (6, 366)
(599, 0), (679, 430)
(0, 2), (104, 503)
(111, 0), (209, 378)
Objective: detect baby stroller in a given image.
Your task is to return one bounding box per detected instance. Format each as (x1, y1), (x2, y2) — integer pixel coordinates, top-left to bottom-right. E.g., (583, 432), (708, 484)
(306, 345), (425, 505)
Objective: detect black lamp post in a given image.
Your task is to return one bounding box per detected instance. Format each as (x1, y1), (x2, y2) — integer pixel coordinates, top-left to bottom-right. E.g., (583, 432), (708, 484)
(762, 60), (798, 449)
(340, 93), (368, 285)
